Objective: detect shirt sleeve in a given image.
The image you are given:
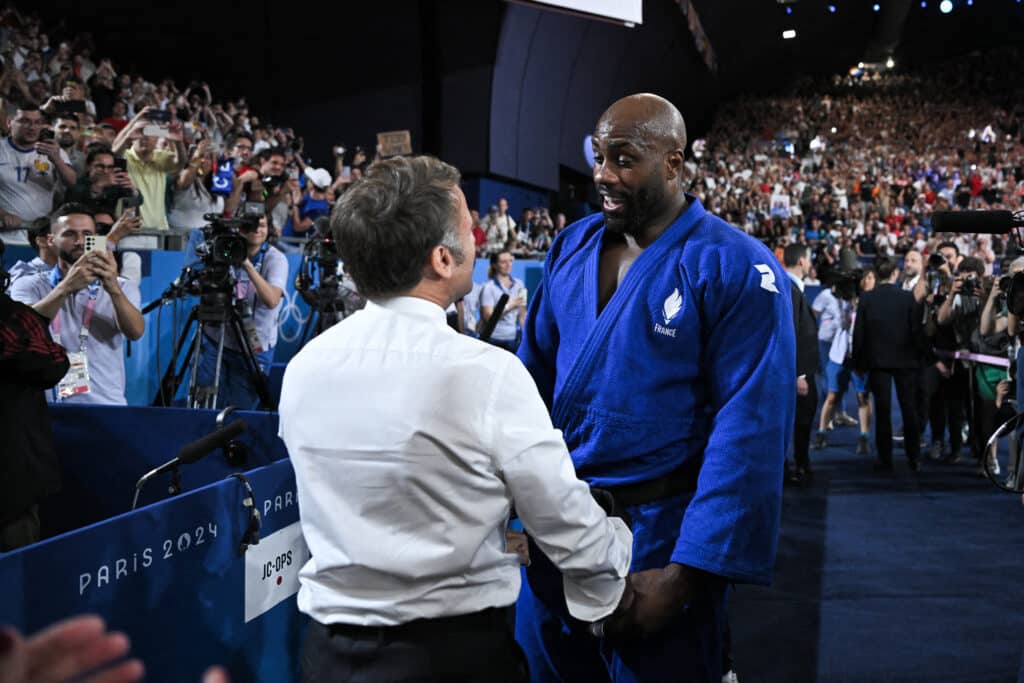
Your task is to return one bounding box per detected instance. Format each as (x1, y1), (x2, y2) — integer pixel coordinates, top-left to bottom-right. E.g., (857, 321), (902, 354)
(478, 281), (498, 308)
(9, 273), (47, 307)
(490, 353), (631, 621)
(264, 248), (289, 293)
(155, 149), (178, 173)
(672, 256), (795, 585)
(811, 290), (827, 314)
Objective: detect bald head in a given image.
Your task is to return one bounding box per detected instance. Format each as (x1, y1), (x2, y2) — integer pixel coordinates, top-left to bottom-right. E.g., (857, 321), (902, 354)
(591, 93), (691, 242)
(596, 93), (687, 155)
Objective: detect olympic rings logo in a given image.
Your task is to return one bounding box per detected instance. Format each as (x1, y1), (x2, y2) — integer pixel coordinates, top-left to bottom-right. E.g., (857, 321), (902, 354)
(277, 289), (309, 344)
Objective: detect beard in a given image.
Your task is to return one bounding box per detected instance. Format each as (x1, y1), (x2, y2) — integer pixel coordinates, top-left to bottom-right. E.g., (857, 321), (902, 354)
(60, 247), (82, 265)
(602, 180), (666, 237)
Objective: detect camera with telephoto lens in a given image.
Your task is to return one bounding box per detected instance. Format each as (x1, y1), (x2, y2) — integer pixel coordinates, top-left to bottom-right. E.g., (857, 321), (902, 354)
(261, 174), (285, 194)
(196, 201), (264, 270)
(829, 269), (861, 301)
(295, 218), (364, 317)
(1005, 272), (1024, 317)
(925, 253), (947, 299)
(960, 273), (980, 298)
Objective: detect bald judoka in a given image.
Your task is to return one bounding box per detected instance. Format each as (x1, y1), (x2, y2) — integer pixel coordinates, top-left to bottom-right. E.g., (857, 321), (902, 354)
(514, 93), (795, 682)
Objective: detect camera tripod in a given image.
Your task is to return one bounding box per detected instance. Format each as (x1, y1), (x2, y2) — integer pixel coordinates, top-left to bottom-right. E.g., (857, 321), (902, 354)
(297, 285), (349, 350)
(151, 288), (275, 411)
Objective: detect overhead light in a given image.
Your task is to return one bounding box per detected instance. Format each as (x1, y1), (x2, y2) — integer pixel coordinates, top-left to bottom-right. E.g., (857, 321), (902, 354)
(786, 6), (793, 13)
(782, 29), (797, 39)
(886, 56), (895, 68)
(828, 4), (837, 12)
(939, 0), (953, 12)
(857, 61), (865, 68)
(920, 0), (927, 7)
(830, 126), (837, 133)
(873, 3), (880, 11)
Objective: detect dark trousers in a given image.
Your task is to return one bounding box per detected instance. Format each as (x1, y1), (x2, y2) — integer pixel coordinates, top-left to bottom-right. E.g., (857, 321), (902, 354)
(930, 367), (967, 453)
(301, 607), (528, 683)
(917, 365), (939, 440)
(869, 369), (921, 466)
(793, 382), (818, 470)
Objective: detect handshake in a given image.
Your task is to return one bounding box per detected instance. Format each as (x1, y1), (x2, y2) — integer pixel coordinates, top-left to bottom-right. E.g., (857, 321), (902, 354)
(506, 529), (713, 641)
(590, 561), (711, 641)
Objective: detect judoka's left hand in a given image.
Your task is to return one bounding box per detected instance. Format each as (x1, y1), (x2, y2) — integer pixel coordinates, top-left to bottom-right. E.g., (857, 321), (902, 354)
(602, 563), (708, 639)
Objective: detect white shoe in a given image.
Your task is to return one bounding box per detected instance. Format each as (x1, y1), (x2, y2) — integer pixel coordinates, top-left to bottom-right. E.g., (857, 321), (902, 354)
(722, 671), (739, 683)
(988, 455), (1001, 476)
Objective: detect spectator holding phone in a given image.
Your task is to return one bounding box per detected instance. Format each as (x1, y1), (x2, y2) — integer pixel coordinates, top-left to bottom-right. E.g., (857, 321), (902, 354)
(111, 106), (185, 230)
(52, 115), (85, 174)
(0, 104), (74, 244)
(169, 136), (223, 232)
(65, 145), (136, 212)
(281, 167), (331, 239)
(9, 203), (144, 405)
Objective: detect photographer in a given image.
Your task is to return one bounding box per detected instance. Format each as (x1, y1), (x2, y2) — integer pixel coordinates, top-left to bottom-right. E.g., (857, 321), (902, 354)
(930, 256), (987, 463)
(224, 148), (288, 219)
(195, 212), (287, 409)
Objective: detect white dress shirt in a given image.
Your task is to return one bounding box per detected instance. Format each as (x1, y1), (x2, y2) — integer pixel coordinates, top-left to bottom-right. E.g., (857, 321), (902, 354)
(279, 296), (631, 626)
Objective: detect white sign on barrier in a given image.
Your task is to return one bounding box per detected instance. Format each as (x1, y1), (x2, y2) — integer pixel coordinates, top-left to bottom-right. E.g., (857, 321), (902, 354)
(244, 522), (310, 623)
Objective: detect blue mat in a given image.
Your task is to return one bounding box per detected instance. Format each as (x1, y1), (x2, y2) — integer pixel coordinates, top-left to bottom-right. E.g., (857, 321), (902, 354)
(730, 425), (1024, 683)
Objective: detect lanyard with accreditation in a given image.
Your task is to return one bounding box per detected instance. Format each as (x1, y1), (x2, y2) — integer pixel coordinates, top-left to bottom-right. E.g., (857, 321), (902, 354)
(48, 265), (102, 400)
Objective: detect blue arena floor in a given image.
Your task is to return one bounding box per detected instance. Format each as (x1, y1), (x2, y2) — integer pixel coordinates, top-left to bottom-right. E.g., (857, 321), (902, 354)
(730, 424), (1024, 683)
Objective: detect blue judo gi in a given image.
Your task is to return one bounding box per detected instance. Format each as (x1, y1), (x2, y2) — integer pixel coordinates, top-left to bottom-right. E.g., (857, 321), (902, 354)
(515, 197), (795, 682)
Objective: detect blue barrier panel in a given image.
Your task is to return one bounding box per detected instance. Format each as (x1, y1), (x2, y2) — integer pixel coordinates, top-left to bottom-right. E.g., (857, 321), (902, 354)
(0, 458), (307, 683)
(45, 405), (288, 537)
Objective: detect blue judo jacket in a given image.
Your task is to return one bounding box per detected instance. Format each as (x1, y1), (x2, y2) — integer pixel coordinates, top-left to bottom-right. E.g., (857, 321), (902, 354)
(518, 197), (795, 585)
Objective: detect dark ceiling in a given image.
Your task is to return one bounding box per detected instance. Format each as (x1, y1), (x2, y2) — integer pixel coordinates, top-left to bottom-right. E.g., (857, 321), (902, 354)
(691, 0), (1024, 96)
(31, 1), (1024, 105)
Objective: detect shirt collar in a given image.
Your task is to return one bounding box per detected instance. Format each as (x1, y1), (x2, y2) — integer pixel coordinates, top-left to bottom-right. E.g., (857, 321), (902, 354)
(7, 137), (34, 154)
(368, 296), (448, 326)
(786, 269), (805, 292)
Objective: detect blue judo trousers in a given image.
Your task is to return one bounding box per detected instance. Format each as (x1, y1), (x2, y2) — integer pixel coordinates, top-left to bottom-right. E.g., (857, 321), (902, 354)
(515, 197), (795, 682)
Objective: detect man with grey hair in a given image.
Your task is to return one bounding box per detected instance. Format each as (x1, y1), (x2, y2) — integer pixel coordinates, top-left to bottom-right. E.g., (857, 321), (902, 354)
(278, 155), (633, 682)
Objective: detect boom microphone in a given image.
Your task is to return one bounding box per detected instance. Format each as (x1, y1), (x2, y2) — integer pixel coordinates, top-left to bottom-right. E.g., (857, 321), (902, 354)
(478, 293), (509, 342)
(177, 420), (247, 465)
(931, 210), (1022, 235)
(132, 420), (249, 509)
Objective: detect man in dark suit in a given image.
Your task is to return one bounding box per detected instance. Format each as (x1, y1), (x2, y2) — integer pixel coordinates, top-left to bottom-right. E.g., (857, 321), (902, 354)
(784, 244), (819, 484)
(853, 256), (927, 472)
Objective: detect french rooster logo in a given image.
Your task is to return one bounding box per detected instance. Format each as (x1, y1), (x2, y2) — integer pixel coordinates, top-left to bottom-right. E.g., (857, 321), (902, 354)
(662, 288), (682, 325)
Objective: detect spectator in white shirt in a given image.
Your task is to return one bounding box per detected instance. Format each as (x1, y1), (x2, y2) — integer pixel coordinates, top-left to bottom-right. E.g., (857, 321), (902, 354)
(279, 155), (633, 683)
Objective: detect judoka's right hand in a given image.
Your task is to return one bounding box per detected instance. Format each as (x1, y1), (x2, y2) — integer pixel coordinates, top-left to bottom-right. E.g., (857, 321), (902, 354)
(589, 575), (635, 639)
(597, 563), (710, 640)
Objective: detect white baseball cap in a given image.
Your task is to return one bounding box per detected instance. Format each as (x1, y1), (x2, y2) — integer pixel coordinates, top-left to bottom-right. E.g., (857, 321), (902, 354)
(304, 167), (332, 190)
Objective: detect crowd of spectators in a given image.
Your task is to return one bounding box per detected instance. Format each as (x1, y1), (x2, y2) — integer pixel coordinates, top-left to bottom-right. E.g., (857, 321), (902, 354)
(0, 5), (384, 256)
(688, 47), (1024, 281)
(693, 50), (1024, 479)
